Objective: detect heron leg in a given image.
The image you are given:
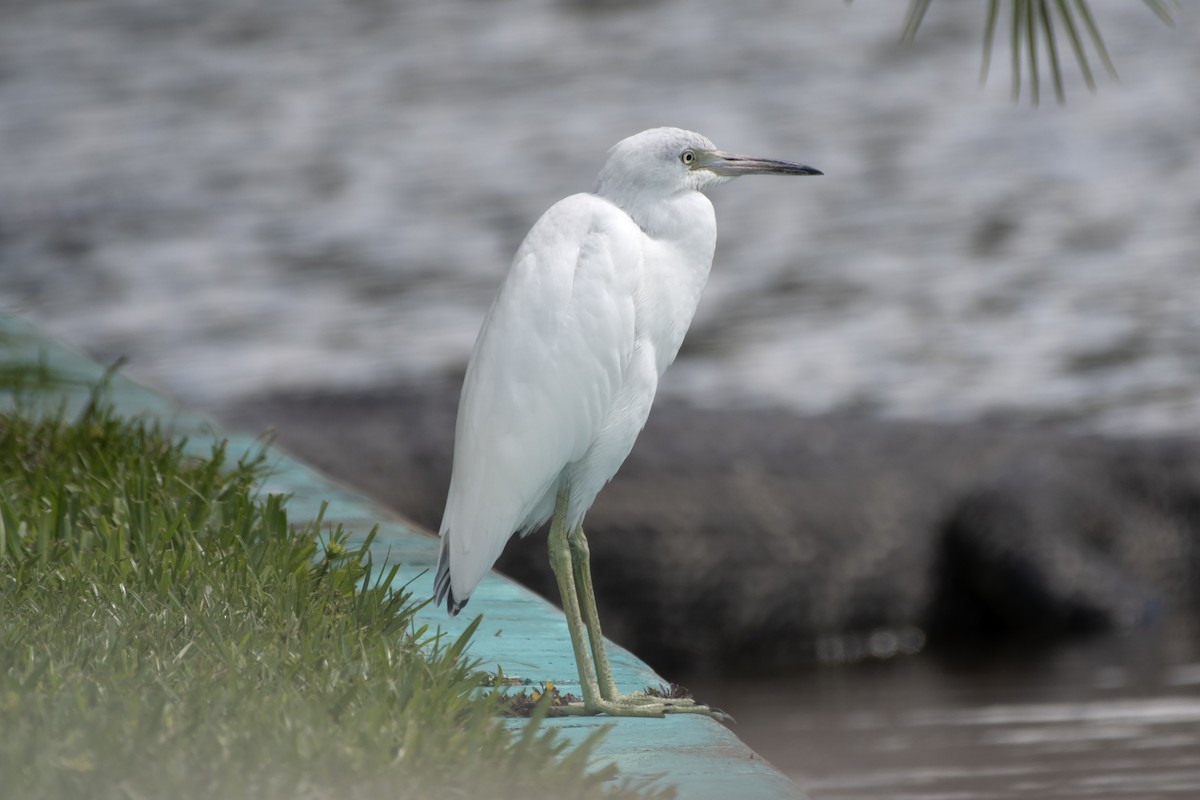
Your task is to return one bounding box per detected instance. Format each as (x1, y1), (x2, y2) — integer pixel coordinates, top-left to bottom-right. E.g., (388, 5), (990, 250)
(562, 519), (717, 718)
(566, 524), (620, 699)
(547, 485), (662, 717)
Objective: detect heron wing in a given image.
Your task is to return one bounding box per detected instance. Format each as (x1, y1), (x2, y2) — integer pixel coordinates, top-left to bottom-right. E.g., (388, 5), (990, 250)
(436, 193), (642, 610)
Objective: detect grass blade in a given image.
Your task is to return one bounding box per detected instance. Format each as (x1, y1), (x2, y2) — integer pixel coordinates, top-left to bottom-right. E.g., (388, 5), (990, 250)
(0, 380), (662, 800)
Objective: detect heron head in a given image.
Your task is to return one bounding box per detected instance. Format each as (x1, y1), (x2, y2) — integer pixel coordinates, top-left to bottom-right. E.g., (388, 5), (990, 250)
(595, 127), (821, 204)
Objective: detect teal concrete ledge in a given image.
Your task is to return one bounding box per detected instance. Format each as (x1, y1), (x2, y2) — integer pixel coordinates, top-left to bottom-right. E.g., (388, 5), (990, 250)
(0, 313), (806, 800)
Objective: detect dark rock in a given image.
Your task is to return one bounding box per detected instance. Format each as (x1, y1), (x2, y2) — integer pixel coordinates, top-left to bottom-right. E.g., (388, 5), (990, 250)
(221, 380), (1200, 674)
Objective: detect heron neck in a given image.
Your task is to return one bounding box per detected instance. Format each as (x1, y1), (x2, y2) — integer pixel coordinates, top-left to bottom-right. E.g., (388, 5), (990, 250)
(594, 187), (712, 242)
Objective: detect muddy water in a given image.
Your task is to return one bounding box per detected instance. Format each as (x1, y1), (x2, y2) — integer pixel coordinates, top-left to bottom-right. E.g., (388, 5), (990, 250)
(690, 630), (1200, 799)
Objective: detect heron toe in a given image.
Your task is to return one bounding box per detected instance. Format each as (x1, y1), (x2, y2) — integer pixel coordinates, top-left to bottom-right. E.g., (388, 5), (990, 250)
(551, 693), (729, 721)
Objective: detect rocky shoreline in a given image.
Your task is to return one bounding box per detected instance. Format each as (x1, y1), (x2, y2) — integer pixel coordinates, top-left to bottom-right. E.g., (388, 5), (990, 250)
(222, 380), (1200, 675)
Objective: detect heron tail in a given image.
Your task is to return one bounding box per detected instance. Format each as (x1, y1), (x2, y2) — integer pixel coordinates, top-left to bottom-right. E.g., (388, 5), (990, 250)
(433, 530), (469, 616)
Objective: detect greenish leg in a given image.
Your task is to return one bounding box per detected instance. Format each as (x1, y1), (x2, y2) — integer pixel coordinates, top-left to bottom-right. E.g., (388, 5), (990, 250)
(547, 485), (663, 717)
(566, 524), (620, 699)
(566, 523), (710, 714)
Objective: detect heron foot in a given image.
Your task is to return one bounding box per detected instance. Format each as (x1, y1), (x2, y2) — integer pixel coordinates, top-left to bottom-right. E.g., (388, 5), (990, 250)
(551, 694), (731, 721)
(619, 694), (734, 722)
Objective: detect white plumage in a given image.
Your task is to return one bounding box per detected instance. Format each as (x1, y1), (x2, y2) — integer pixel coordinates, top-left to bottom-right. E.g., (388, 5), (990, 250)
(431, 127), (819, 717)
(436, 128), (718, 610)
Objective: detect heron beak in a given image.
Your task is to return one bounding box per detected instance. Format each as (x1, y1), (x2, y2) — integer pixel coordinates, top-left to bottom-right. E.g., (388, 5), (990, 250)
(699, 150), (822, 177)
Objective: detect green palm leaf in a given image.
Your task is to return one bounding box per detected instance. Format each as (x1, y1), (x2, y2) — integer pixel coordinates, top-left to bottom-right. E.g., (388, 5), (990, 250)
(901, 0), (1177, 105)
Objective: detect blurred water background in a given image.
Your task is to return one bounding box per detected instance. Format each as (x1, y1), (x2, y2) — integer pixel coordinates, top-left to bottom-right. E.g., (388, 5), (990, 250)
(3, 1), (1199, 797)
(2, 1), (1198, 433)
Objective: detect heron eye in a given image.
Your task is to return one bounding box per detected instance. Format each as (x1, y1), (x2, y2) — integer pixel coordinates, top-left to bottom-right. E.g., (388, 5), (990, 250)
(680, 150), (696, 165)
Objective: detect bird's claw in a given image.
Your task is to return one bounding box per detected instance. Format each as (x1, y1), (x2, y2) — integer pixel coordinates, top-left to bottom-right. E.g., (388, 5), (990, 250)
(551, 694), (731, 721)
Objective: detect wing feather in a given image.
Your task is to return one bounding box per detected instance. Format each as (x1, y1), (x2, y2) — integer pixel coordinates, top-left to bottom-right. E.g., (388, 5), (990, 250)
(435, 193), (641, 610)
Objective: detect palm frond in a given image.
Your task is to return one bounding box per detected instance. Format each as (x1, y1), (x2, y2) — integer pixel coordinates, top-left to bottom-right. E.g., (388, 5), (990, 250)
(1071, 0), (1118, 81)
(980, 0), (1002, 83)
(904, 0), (1177, 105)
(1038, 0), (1064, 103)
(1055, 0), (1095, 91)
(1024, 0), (1040, 106)
(1142, 0), (1178, 28)
(901, 0), (933, 43)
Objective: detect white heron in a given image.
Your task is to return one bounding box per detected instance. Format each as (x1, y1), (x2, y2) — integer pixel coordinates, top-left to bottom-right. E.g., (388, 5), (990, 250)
(434, 127), (820, 717)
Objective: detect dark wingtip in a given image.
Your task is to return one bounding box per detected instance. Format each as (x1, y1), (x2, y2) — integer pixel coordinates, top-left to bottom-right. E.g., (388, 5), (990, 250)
(447, 587), (469, 617)
(433, 529), (469, 617)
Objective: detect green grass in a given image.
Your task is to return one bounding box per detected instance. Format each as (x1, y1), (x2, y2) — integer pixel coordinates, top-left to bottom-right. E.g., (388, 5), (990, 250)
(0, 389), (669, 800)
